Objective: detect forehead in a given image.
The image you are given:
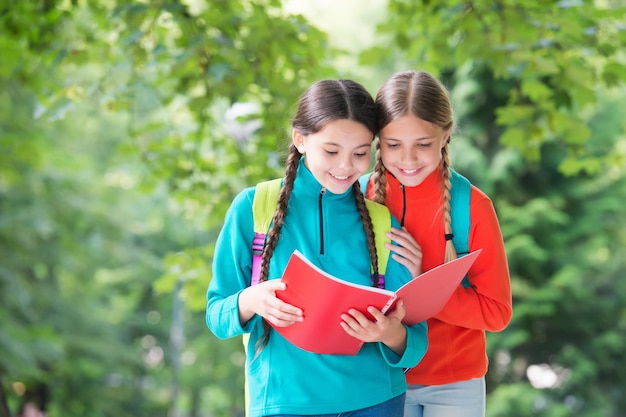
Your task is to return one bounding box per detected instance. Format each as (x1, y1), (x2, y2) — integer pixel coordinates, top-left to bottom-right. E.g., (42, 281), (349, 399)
(380, 114), (442, 140)
(312, 119), (373, 148)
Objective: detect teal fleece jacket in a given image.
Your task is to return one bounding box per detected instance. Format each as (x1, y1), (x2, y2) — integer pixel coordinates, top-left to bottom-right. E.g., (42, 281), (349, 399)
(206, 159), (428, 417)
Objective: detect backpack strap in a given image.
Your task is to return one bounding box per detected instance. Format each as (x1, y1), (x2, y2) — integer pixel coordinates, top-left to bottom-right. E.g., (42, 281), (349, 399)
(360, 172), (391, 287)
(251, 178), (282, 286)
(449, 169), (472, 287)
(246, 178), (282, 417)
(358, 172), (372, 196)
(364, 199), (391, 288)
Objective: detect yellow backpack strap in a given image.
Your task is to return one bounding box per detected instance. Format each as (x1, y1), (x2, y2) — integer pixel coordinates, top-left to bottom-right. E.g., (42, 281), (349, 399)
(250, 178), (282, 286)
(252, 178), (282, 233)
(364, 199), (391, 286)
(245, 178), (282, 417)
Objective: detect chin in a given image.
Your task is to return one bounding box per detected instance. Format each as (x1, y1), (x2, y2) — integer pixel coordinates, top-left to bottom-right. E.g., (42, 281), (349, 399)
(396, 175), (424, 187)
(326, 184), (353, 195)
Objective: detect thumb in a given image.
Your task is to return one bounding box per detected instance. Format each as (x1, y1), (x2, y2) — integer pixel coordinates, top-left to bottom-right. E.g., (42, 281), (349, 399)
(388, 299), (406, 319)
(268, 279), (286, 292)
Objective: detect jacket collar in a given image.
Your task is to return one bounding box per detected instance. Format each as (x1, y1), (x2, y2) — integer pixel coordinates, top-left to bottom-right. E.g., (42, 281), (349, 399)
(293, 157), (355, 201)
(385, 167), (443, 199)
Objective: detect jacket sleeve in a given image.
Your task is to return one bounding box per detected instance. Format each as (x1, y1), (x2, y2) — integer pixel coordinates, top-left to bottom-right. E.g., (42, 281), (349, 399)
(378, 216), (429, 368)
(206, 187), (261, 339)
(434, 187), (513, 331)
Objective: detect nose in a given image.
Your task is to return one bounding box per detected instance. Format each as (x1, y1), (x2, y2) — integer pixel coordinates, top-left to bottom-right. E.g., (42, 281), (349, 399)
(401, 147), (419, 163)
(338, 155), (354, 169)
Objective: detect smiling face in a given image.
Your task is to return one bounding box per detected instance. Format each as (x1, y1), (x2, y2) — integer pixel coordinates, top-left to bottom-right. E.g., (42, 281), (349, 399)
(293, 118), (373, 194)
(379, 114), (450, 187)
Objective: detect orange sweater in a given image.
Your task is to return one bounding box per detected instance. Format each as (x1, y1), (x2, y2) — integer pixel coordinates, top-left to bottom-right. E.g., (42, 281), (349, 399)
(366, 169), (512, 385)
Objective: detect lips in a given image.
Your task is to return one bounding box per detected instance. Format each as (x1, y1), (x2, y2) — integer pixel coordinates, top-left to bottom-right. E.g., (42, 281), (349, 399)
(399, 167), (421, 176)
(330, 173), (352, 183)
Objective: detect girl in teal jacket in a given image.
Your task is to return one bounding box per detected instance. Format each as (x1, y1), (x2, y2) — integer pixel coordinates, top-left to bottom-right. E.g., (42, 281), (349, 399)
(206, 79), (428, 417)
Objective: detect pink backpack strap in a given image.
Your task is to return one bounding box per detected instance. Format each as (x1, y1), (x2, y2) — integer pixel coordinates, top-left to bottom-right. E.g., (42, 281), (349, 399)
(376, 274), (385, 289)
(250, 232), (266, 286)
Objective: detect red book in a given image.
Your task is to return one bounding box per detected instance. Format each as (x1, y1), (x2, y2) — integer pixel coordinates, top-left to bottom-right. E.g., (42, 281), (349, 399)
(270, 249), (482, 355)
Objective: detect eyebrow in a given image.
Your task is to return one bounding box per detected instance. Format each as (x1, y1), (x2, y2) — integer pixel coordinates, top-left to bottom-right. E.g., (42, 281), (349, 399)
(323, 142), (372, 149)
(381, 136), (435, 142)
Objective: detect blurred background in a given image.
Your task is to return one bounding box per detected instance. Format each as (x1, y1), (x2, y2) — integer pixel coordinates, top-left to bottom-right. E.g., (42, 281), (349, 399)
(1, 0), (625, 416)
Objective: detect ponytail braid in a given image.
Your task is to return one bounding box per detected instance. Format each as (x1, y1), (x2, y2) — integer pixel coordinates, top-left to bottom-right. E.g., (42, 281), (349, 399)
(441, 142), (457, 263)
(352, 182), (379, 285)
(255, 144), (301, 353)
(371, 140), (388, 205)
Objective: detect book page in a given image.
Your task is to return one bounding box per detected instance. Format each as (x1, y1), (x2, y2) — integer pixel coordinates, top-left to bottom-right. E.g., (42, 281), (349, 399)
(395, 249), (482, 325)
(272, 250), (396, 355)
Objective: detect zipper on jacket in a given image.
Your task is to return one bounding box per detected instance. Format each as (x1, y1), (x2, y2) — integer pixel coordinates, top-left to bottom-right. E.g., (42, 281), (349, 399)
(318, 188), (325, 254)
(400, 184), (407, 226)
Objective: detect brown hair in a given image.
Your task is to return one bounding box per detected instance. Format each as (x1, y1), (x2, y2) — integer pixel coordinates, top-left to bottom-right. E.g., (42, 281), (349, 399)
(372, 70), (458, 263)
(256, 79), (380, 351)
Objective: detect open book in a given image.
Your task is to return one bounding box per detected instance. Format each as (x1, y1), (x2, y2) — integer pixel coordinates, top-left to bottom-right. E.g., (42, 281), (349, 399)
(270, 248), (482, 355)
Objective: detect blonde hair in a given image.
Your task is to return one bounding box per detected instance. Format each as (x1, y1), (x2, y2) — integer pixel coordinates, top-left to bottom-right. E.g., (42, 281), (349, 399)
(373, 70), (457, 263)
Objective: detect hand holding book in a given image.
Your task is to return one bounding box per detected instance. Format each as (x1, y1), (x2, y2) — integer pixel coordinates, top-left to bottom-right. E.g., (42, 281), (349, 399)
(269, 249), (482, 355)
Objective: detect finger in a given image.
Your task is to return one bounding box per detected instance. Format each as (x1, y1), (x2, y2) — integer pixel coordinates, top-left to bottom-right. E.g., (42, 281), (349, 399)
(386, 242), (420, 261)
(268, 311), (303, 325)
(388, 247), (422, 272)
(388, 226), (417, 242)
(391, 253), (420, 278)
(339, 317), (357, 331)
(367, 306), (386, 322)
(266, 279), (287, 292)
(266, 300), (304, 325)
(340, 311), (372, 333)
(388, 228), (421, 251)
(340, 314), (361, 335)
(276, 307), (304, 323)
(273, 299), (304, 318)
(340, 321), (365, 340)
(388, 226), (411, 238)
(390, 251), (420, 266)
(389, 239), (421, 260)
(266, 281), (304, 317)
(267, 315), (300, 327)
(345, 308), (374, 327)
(385, 231), (421, 255)
(386, 300), (406, 321)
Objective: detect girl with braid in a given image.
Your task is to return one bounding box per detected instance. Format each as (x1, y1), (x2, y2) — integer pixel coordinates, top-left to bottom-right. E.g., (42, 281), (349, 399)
(206, 79), (428, 417)
(361, 70), (513, 417)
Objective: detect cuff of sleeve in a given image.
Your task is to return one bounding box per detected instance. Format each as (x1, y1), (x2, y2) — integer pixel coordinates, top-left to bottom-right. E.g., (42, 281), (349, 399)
(380, 322), (428, 369)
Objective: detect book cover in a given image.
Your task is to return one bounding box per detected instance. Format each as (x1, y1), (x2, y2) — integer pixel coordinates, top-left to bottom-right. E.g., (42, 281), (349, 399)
(270, 248), (482, 355)
(395, 249), (482, 325)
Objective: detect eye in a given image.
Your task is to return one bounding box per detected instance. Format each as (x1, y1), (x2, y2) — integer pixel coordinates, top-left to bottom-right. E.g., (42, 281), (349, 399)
(418, 142), (432, 148)
(325, 150), (338, 156)
(354, 152), (368, 158)
(386, 143), (400, 149)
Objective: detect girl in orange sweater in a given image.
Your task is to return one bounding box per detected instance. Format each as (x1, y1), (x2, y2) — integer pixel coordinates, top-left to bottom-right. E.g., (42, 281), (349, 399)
(362, 70), (513, 417)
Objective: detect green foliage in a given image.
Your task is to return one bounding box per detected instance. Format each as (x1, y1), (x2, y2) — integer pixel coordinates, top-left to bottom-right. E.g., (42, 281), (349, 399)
(367, 5), (626, 408)
(369, 0), (626, 174)
(2, 1), (626, 416)
(478, 97), (626, 415)
(1, 0), (335, 415)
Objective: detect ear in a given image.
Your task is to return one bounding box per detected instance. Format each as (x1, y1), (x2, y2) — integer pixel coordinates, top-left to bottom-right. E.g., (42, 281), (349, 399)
(442, 128), (452, 147)
(292, 129), (306, 154)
